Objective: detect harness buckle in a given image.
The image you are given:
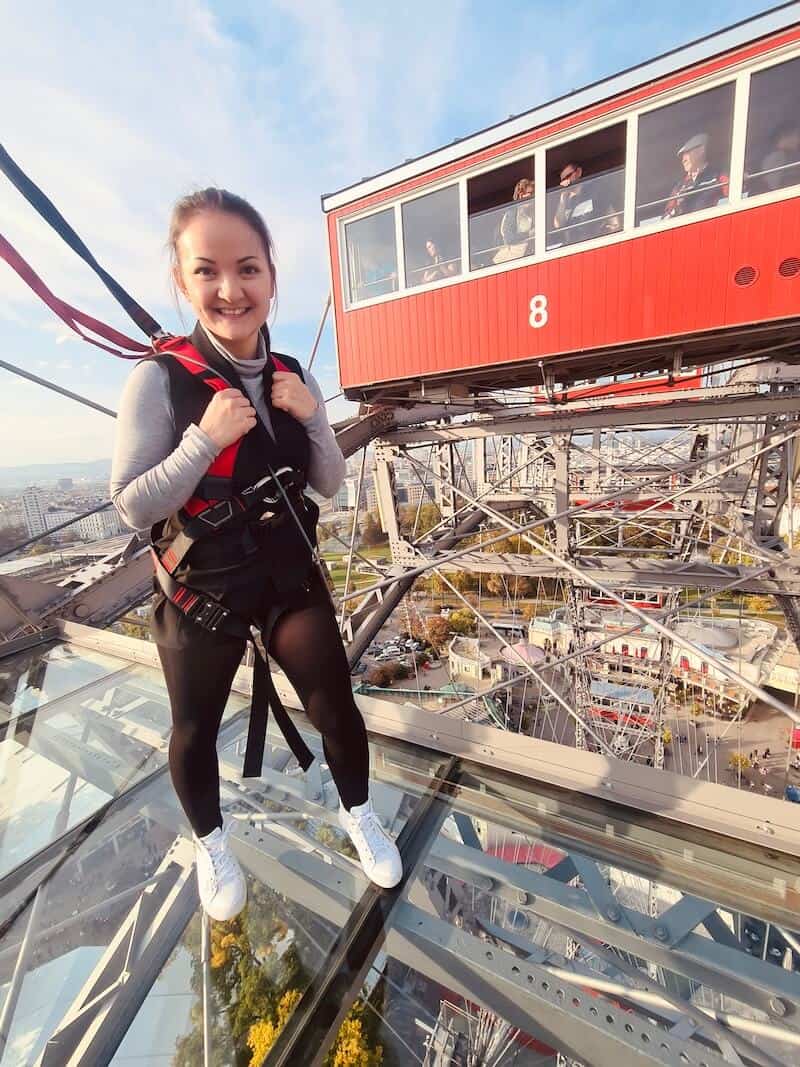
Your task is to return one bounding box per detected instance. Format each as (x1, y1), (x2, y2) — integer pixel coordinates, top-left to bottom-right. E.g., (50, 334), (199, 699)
(196, 500), (235, 528)
(242, 466), (297, 506)
(189, 599), (230, 632)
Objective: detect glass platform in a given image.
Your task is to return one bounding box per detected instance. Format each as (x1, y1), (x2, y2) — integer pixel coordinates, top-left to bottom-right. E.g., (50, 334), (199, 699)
(1, 639), (798, 1066)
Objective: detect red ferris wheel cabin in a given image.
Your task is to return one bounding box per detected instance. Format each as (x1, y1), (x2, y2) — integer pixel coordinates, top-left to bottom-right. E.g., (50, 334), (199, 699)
(322, 6), (800, 402)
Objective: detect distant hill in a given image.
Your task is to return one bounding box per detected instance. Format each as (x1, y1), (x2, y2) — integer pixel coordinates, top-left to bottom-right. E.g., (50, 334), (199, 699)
(0, 458), (111, 489)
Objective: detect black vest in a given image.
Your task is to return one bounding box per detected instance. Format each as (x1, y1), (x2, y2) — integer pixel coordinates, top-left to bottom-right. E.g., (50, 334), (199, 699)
(151, 323), (318, 597)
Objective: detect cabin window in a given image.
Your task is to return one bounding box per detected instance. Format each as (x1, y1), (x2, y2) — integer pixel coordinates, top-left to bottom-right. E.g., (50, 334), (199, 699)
(467, 156), (536, 270)
(545, 122), (625, 250)
(401, 184), (462, 288)
(635, 83), (734, 227)
(744, 56), (800, 197)
(344, 208), (398, 304)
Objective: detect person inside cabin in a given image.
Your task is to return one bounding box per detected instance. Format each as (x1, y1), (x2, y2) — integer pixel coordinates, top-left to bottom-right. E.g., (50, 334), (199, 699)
(551, 161), (621, 244)
(422, 238), (457, 283)
(662, 133), (728, 218)
(494, 178), (535, 262)
(758, 121), (800, 193)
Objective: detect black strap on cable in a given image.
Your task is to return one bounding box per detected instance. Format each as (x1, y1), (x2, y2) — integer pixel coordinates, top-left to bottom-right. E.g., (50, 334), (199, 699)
(0, 142), (163, 339)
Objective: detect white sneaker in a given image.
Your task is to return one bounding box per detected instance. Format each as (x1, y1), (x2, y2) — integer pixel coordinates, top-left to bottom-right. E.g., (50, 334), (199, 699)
(193, 820), (247, 921)
(338, 798), (403, 889)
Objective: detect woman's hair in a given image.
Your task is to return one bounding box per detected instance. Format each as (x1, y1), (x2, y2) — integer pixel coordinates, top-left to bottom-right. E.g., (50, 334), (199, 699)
(167, 188), (278, 315)
(513, 178), (535, 200)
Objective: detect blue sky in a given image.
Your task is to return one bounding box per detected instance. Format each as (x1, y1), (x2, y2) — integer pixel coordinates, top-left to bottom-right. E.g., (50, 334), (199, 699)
(0, 0), (777, 465)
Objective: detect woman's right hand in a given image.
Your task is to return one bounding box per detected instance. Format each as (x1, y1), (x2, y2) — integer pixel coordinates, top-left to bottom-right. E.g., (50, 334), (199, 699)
(198, 389), (257, 450)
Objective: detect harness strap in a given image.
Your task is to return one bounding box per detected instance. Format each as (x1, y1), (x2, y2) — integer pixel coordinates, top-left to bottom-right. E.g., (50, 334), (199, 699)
(0, 142), (162, 339)
(152, 549), (315, 776)
(0, 233), (151, 358)
(157, 466), (304, 579)
(247, 634), (315, 776)
(153, 335), (295, 515)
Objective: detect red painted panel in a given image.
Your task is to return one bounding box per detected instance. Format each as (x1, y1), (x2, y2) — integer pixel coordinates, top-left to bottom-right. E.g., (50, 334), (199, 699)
(335, 198), (800, 392)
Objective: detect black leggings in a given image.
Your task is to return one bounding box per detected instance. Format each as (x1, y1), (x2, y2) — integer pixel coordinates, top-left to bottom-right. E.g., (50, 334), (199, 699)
(156, 594), (370, 837)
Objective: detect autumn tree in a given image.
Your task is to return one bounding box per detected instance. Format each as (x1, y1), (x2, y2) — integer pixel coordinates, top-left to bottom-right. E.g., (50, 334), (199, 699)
(744, 594), (775, 615)
(361, 512), (386, 547)
(485, 573), (507, 603)
(366, 665), (393, 687)
(398, 501), (440, 537)
(423, 615), (451, 652)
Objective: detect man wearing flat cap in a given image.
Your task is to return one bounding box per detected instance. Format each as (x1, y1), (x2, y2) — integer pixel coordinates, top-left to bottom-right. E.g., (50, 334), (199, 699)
(662, 132), (729, 219)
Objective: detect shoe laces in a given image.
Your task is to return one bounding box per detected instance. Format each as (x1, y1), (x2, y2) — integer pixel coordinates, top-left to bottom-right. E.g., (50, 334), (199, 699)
(200, 823), (239, 890)
(351, 810), (388, 862)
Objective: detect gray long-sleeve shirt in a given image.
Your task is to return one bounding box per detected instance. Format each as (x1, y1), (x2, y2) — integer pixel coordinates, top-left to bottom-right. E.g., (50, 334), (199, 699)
(110, 327), (345, 531)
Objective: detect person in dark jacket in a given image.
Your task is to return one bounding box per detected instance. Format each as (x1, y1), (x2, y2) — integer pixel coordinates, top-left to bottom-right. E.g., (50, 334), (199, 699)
(663, 133), (729, 218)
(111, 189), (402, 920)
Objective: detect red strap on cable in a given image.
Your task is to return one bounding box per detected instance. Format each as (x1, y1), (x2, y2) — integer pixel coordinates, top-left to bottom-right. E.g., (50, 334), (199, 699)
(0, 232), (151, 358)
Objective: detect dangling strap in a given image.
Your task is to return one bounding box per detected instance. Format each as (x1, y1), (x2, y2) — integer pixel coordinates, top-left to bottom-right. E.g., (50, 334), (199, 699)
(0, 233), (151, 358)
(245, 624), (314, 778)
(0, 142), (163, 339)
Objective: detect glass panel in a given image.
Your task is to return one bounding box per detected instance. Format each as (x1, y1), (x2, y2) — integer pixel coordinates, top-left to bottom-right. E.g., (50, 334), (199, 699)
(0, 641), (129, 724)
(401, 184), (462, 288)
(328, 767), (800, 1067)
(545, 123), (625, 249)
(0, 649), (245, 878)
(0, 719), (443, 1065)
(468, 156), (536, 270)
(344, 208), (398, 304)
(744, 56), (800, 197)
(636, 83), (734, 226)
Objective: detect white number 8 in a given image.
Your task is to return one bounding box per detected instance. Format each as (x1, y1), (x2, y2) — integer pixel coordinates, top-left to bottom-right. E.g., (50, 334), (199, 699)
(529, 294), (548, 328)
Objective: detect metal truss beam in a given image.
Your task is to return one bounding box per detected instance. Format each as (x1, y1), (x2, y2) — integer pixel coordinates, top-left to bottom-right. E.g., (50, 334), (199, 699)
(36, 838), (196, 1066)
(344, 508), (485, 666)
(384, 389), (800, 444)
(435, 550), (800, 593)
(426, 836), (800, 1020)
(227, 807), (789, 1067)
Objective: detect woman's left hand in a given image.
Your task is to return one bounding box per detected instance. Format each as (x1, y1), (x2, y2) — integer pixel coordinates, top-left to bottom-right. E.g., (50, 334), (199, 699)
(271, 371), (318, 421)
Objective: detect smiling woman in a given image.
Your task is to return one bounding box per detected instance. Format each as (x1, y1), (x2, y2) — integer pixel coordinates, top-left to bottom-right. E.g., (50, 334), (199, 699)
(110, 186), (403, 922)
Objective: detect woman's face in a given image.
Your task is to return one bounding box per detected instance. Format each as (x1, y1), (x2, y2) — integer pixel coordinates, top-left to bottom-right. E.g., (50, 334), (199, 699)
(174, 210), (274, 358)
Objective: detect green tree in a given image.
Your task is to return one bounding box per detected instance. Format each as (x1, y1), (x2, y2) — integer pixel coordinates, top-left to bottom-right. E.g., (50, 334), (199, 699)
(448, 609), (477, 635)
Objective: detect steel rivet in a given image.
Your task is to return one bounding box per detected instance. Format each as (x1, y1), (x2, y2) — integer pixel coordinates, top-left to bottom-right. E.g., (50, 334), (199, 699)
(654, 924), (669, 942)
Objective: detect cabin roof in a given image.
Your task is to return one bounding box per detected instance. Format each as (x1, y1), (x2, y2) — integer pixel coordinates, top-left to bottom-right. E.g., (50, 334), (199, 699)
(321, 3), (799, 213)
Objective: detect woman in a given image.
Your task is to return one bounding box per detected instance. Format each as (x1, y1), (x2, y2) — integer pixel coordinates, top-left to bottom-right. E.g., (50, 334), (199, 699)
(495, 178), (534, 263)
(111, 188), (402, 921)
